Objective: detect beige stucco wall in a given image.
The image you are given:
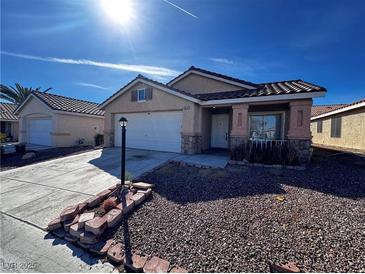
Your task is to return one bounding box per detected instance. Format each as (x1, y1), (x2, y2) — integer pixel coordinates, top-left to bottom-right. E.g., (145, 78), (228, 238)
(53, 114), (104, 147)
(311, 107), (365, 151)
(170, 73), (243, 94)
(18, 96), (104, 147)
(102, 82), (202, 147)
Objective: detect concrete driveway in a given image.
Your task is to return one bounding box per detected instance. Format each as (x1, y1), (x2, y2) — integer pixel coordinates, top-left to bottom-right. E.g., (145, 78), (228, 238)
(0, 148), (181, 229)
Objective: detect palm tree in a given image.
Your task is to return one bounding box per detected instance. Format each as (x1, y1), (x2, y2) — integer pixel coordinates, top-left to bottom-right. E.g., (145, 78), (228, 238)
(0, 83), (52, 105)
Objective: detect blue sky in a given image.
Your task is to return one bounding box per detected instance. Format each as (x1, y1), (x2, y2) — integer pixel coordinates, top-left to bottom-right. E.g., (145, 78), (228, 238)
(1, 0), (364, 105)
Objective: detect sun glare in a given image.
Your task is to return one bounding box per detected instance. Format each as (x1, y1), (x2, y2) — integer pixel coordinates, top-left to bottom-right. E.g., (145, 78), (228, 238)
(101, 0), (134, 26)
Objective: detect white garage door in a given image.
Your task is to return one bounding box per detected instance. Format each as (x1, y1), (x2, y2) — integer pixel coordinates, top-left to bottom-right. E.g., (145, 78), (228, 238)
(28, 119), (52, 146)
(114, 111), (182, 153)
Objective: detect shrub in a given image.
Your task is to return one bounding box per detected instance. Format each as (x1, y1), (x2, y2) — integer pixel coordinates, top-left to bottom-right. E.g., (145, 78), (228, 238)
(230, 140), (298, 166)
(102, 198), (117, 212)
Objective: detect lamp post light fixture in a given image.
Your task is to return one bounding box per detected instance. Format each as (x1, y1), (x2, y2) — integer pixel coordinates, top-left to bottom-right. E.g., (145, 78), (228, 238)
(119, 117), (128, 197)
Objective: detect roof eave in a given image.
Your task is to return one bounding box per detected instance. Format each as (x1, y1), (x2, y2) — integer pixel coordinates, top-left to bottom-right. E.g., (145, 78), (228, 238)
(201, 91), (326, 106)
(311, 101), (365, 120)
(99, 77), (199, 109)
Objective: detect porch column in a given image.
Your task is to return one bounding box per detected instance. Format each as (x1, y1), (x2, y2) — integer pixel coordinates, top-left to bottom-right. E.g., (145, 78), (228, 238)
(181, 103), (202, 154)
(103, 112), (114, 147)
(287, 99), (312, 140)
(287, 99), (312, 164)
(230, 103), (249, 148)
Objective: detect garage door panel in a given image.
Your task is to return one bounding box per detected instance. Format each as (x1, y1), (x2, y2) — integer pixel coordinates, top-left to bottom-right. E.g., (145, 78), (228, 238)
(28, 119), (52, 146)
(114, 111), (182, 153)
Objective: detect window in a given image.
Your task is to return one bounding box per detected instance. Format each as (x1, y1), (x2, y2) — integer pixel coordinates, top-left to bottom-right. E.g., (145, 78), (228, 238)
(249, 114), (282, 140)
(137, 88), (145, 102)
(317, 120), (323, 133)
(331, 117), (342, 138)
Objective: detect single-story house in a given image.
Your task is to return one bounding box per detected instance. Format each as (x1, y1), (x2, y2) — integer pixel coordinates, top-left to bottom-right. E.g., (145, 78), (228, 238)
(0, 102), (19, 142)
(100, 66), (327, 163)
(15, 91), (104, 147)
(311, 98), (365, 153)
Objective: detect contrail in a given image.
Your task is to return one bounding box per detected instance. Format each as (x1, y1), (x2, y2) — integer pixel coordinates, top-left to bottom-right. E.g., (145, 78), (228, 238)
(1, 51), (180, 77)
(162, 0), (198, 19)
(74, 82), (109, 90)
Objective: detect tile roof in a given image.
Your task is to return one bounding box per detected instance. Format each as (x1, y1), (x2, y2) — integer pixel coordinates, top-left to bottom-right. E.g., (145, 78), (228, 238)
(311, 104), (347, 117)
(194, 80), (326, 101)
(0, 102), (18, 121)
(311, 98), (365, 118)
(30, 91), (104, 116)
(168, 66), (260, 88)
(101, 67), (327, 107)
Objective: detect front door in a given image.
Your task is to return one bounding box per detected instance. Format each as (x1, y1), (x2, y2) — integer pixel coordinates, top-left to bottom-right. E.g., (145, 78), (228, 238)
(211, 114), (229, 148)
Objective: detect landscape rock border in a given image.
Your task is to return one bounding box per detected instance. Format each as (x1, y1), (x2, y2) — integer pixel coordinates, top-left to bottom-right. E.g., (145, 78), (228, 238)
(47, 182), (187, 273)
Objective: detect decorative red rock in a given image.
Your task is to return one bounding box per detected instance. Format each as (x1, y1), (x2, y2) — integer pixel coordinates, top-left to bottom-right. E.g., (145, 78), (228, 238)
(116, 198), (134, 214)
(84, 195), (102, 208)
(78, 202), (88, 213)
(47, 217), (62, 231)
(270, 262), (301, 273)
(64, 214), (80, 232)
(60, 205), (79, 221)
(137, 188), (152, 197)
(124, 253), (148, 272)
(104, 208), (123, 227)
(90, 239), (114, 255)
(79, 231), (99, 244)
(78, 212), (95, 228)
(77, 241), (92, 250)
(169, 266), (188, 273)
(130, 192), (145, 206)
(85, 216), (107, 235)
(143, 256), (170, 273)
(64, 233), (78, 243)
(97, 189), (112, 200)
(69, 223), (84, 238)
(107, 243), (124, 264)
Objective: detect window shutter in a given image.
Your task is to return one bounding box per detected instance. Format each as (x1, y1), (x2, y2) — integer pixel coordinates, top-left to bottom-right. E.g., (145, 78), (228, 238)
(131, 90), (138, 101)
(145, 87), (153, 100)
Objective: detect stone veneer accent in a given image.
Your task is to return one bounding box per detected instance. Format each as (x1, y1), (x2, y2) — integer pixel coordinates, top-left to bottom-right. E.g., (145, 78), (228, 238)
(230, 137), (312, 165)
(230, 136), (246, 149)
(288, 139), (312, 164)
(181, 134), (202, 154)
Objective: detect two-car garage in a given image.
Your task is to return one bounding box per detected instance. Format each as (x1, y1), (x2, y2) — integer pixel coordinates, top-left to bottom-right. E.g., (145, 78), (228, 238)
(114, 111), (183, 153)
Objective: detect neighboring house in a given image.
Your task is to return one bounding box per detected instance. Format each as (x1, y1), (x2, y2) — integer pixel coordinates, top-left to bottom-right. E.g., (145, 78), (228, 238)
(0, 102), (19, 142)
(100, 66), (326, 163)
(311, 99), (365, 153)
(15, 91), (104, 147)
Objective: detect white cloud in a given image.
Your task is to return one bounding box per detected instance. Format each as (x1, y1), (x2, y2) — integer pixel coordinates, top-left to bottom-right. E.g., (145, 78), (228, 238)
(1, 51), (180, 77)
(74, 82), (109, 90)
(209, 58), (234, 65)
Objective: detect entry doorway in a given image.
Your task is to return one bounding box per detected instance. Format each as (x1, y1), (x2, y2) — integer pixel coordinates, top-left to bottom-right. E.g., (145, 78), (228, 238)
(211, 114), (229, 148)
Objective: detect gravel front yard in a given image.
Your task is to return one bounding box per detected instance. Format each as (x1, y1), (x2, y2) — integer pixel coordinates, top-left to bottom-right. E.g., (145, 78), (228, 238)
(112, 150), (365, 272)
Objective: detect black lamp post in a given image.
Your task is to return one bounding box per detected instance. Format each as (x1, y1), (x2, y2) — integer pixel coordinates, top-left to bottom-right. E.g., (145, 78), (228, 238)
(119, 117), (128, 193)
